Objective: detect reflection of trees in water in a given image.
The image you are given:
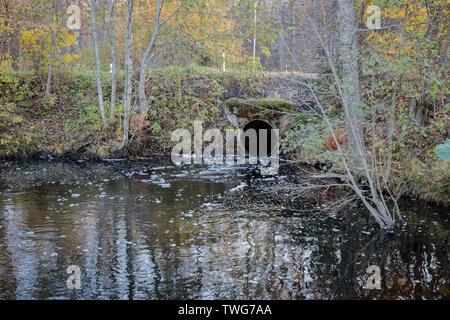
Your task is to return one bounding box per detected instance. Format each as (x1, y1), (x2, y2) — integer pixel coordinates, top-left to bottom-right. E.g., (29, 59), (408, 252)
(0, 175), (448, 299)
(0, 186), (87, 299)
(0, 202), (27, 299)
(139, 212), (317, 299)
(341, 229), (448, 299)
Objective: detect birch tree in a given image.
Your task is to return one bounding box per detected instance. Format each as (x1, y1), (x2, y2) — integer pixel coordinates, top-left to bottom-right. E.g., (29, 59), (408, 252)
(108, 0), (117, 119)
(121, 0), (133, 148)
(91, 0), (107, 125)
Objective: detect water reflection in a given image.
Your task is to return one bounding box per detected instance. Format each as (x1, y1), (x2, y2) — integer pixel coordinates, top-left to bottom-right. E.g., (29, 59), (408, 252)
(0, 162), (448, 299)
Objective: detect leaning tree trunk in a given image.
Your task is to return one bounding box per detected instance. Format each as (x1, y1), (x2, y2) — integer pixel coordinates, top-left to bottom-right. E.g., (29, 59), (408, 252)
(137, 18), (159, 115)
(138, 0), (178, 114)
(137, 0), (163, 114)
(91, 0), (107, 125)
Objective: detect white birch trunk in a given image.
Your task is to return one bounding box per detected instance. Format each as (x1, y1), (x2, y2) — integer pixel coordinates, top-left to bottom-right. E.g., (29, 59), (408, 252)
(108, 0), (117, 119)
(91, 0), (107, 125)
(121, 0), (133, 148)
(252, 0), (258, 71)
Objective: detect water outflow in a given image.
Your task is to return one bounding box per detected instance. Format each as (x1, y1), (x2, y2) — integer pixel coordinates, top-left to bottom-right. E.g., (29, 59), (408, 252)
(242, 120), (275, 157)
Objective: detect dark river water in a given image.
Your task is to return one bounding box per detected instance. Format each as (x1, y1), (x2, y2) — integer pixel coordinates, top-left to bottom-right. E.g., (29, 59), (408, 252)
(0, 160), (448, 300)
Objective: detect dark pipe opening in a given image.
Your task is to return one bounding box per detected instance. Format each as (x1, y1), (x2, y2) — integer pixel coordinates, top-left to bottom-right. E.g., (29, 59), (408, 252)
(241, 120), (274, 157)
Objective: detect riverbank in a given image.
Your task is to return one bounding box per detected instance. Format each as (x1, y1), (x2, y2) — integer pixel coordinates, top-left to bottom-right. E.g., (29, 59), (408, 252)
(0, 66), (295, 160)
(1, 67), (448, 204)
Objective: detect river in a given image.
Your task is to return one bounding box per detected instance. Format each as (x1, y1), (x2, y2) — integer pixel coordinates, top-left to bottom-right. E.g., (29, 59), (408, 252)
(0, 160), (448, 299)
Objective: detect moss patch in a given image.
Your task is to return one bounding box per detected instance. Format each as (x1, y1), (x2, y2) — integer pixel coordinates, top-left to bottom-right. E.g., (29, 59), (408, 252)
(225, 97), (296, 120)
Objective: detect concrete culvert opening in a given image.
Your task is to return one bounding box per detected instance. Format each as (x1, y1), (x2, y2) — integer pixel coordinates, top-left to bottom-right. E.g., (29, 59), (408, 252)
(241, 120), (275, 158)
